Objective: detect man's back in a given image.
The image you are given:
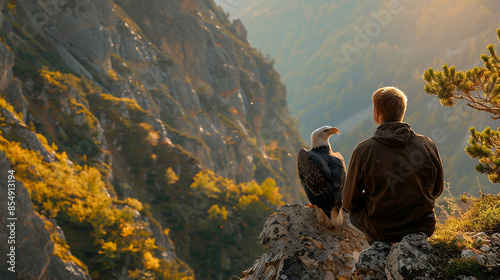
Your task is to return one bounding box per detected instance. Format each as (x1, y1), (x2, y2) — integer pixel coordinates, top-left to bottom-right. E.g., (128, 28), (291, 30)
(343, 121), (444, 242)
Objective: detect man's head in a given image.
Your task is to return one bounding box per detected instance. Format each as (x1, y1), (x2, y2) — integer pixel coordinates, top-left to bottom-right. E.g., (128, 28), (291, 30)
(372, 86), (408, 125)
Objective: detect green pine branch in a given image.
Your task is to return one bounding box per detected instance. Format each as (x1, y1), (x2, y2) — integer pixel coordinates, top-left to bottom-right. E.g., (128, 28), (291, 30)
(465, 127), (500, 183)
(423, 28), (500, 119)
(423, 28), (500, 184)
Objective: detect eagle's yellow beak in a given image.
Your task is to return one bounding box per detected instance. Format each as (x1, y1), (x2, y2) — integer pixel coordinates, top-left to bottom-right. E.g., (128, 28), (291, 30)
(329, 127), (340, 135)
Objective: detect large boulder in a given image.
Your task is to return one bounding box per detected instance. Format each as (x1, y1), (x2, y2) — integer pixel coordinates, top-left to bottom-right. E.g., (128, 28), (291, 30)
(352, 241), (392, 279)
(352, 232), (437, 280)
(241, 204), (369, 279)
(240, 204), (447, 279)
(385, 232), (437, 280)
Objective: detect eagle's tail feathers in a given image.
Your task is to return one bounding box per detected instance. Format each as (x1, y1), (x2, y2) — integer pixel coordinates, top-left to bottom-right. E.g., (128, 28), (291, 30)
(329, 207), (344, 228)
(315, 207), (335, 229)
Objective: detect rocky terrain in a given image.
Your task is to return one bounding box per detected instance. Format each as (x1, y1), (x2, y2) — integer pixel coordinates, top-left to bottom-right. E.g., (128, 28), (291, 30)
(240, 205), (369, 279)
(240, 205), (500, 280)
(0, 151), (92, 280)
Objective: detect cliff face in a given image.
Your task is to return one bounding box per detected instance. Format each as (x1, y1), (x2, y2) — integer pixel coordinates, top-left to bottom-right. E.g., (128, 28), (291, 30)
(0, 151), (91, 280)
(0, 59), (190, 278)
(0, 0), (304, 279)
(8, 0), (303, 199)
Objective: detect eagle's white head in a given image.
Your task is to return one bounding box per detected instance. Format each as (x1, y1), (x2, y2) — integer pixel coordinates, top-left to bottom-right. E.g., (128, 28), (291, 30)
(310, 126), (340, 148)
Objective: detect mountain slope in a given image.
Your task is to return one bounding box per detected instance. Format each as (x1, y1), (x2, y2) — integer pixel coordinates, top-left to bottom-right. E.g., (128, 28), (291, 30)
(0, 0), (305, 279)
(223, 0), (500, 195)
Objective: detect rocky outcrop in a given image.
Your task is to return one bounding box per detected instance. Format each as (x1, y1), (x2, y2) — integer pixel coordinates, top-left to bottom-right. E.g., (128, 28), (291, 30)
(229, 19), (248, 41)
(0, 105), (56, 163)
(241, 205), (468, 280)
(352, 241), (392, 279)
(462, 232), (500, 267)
(0, 152), (91, 280)
(241, 205), (369, 279)
(385, 232), (436, 279)
(0, 34), (13, 90)
(352, 233), (437, 280)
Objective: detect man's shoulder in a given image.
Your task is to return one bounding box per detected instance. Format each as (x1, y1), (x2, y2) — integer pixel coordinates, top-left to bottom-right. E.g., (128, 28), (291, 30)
(354, 132), (439, 151)
(355, 137), (378, 151)
(411, 132), (439, 148)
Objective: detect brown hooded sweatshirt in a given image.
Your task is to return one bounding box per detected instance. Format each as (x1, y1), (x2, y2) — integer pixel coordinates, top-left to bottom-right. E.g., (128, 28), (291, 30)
(343, 122), (444, 242)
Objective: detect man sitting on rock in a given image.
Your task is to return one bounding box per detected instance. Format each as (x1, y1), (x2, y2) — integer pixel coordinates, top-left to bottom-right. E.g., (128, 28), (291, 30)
(342, 86), (444, 278)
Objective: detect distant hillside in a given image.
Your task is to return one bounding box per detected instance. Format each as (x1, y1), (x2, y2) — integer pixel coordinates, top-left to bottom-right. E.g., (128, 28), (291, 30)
(219, 0), (500, 195)
(0, 0), (305, 279)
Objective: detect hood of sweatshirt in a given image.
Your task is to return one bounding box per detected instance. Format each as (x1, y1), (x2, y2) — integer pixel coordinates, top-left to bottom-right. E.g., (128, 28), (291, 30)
(372, 122), (416, 147)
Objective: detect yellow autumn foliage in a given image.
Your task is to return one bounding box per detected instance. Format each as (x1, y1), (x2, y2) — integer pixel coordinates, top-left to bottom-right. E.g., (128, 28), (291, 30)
(100, 241), (117, 253)
(144, 252), (160, 270)
(120, 222), (134, 238)
(124, 197), (143, 211)
(191, 170), (283, 208)
(0, 129), (166, 277)
(165, 167), (179, 185)
(238, 194), (260, 207)
(208, 204), (229, 220)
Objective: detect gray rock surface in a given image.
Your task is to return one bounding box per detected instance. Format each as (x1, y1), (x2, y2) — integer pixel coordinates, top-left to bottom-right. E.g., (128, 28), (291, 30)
(385, 232), (437, 280)
(241, 204), (369, 279)
(462, 249), (476, 258)
(240, 206), (445, 280)
(352, 241), (392, 280)
(351, 233), (437, 280)
(0, 38), (13, 91)
(457, 276), (477, 280)
(0, 107), (56, 163)
(240, 208), (500, 280)
(459, 232), (500, 267)
(230, 18), (248, 41)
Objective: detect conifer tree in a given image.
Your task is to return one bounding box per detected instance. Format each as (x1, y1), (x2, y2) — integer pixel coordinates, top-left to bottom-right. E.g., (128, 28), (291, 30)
(423, 28), (500, 183)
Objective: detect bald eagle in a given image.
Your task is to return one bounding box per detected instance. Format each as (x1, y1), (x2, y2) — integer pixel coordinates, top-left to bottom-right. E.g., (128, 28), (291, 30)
(297, 126), (345, 229)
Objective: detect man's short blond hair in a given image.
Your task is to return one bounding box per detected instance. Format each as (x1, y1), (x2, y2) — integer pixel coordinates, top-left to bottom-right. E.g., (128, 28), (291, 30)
(372, 86), (408, 122)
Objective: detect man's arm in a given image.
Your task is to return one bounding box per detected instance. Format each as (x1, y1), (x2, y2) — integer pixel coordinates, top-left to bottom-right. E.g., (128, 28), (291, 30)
(343, 148), (365, 212)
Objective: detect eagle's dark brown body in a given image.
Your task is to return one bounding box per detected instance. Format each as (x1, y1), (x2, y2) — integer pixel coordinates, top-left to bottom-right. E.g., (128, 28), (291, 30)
(298, 144), (346, 228)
